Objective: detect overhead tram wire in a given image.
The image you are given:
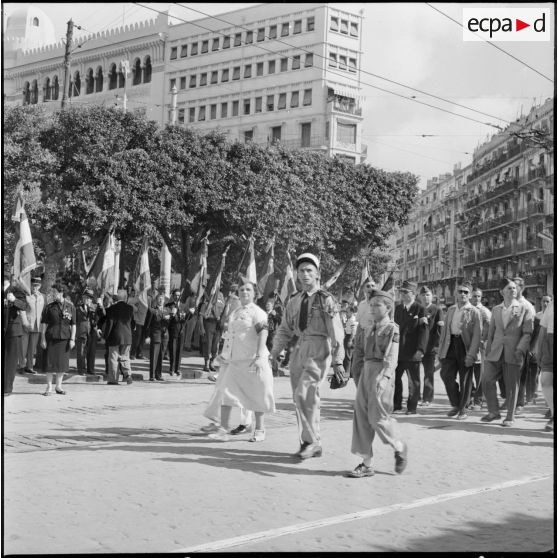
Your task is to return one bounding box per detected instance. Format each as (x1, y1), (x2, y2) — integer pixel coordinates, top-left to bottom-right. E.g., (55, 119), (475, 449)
(173, 1), (512, 125)
(425, 3), (553, 84)
(132, 2), (505, 130)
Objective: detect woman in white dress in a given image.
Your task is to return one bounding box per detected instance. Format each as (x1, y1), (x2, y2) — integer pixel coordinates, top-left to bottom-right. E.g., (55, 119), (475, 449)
(203, 281), (275, 442)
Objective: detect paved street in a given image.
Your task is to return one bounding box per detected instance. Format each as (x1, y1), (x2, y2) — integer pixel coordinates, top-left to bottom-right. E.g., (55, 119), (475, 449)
(3, 351), (554, 554)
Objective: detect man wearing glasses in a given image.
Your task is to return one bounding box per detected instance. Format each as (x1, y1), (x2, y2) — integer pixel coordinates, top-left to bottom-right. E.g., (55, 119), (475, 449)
(438, 281), (482, 420)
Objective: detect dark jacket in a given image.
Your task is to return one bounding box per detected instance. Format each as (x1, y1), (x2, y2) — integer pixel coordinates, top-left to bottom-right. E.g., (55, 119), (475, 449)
(75, 303), (94, 338)
(168, 311), (188, 338)
(4, 289), (29, 338)
(104, 301), (135, 346)
(424, 303), (444, 355)
(41, 300), (76, 340)
(394, 300), (428, 361)
(145, 307), (170, 343)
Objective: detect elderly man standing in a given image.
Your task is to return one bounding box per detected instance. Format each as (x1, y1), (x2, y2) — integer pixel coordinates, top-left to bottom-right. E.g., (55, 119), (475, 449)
(438, 281), (482, 419)
(481, 278), (534, 427)
(22, 277), (45, 374)
(393, 281), (428, 415)
(271, 253), (345, 460)
(103, 289), (135, 386)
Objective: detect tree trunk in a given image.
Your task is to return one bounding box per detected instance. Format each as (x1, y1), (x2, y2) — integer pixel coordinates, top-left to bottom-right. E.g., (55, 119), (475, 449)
(41, 234), (66, 294)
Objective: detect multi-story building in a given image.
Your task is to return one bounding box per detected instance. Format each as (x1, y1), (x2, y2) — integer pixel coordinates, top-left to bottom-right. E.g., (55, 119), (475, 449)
(393, 98), (554, 310)
(4, 3), (365, 162)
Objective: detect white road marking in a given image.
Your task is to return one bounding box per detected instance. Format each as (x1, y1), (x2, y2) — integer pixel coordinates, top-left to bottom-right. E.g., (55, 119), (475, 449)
(176, 474), (551, 553)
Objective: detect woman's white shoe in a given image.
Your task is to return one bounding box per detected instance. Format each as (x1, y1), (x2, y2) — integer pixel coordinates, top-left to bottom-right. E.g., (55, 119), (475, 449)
(249, 429), (265, 442)
(208, 427), (230, 441)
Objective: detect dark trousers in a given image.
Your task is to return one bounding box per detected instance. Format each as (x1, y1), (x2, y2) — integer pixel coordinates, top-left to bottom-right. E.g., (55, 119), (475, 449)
(150, 339), (168, 380)
(440, 336), (474, 413)
(472, 362), (483, 404)
(168, 333), (184, 374)
(86, 333), (97, 374)
(343, 334), (354, 373)
(394, 360), (421, 412)
(3, 334), (21, 394)
(76, 335), (88, 373)
(517, 355), (540, 407)
(131, 324), (144, 358)
(202, 319), (220, 362)
(421, 352), (436, 403)
(267, 333), (279, 376)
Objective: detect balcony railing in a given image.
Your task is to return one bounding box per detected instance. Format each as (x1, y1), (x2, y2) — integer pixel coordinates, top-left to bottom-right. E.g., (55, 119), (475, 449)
(467, 144), (523, 182)
(516, 238), (543, 252)
(407, 254), (417, 263)
(524, 273), (546, 286)
(328, 96), (363, 116)
(408, 231), (418, 240)
(527, 166), (547, 182)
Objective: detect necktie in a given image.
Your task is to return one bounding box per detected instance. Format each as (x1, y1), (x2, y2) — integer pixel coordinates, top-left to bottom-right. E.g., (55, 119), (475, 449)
(299, 293), (309, 332)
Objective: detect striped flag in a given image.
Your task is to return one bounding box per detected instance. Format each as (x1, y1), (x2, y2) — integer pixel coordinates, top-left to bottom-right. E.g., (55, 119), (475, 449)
(86, 229), (116, 295)
(12, 193), (37, 295)
(204, 246), (229, 318)
(241, 236), (257, 284)
(356, 259), (371, 301)
(188, 236), (209, 306)
(257, 239), (275, 301)
(132, 237), (151, 308)
(323, 260), (347, 290)
(279, 253), (297, 304)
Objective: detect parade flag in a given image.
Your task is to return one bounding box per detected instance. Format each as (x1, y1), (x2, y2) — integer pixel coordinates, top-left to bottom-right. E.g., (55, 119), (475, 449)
(323, 260), (347, 290)
(12, 193), (37, 294)
(257, 239), (275, 301)
(279, 253), (297, 304)
(86, 229), (116, 294)
(381, 271), (395, 293)
(188, 235), (209, 306)
(239, 236), (257, 285)
(356, 259), (371, 300)
(132, 237), (151, 307)
(204, 246), (229, 318)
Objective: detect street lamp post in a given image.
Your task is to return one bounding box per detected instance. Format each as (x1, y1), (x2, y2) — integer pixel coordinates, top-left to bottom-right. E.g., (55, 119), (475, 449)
(120, 60), (129, 113)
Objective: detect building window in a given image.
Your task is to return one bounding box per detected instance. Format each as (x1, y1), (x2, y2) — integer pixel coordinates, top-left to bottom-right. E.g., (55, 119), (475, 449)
(255, 96), (262, 112)
(290, 91), (299, 107)
(244, 99), (250, 115)
(268, 60), (276, 74)
(271, 125), (281, 142)
(221, 102), (228, 118)
(232, 66), (240, 80)
(337, 122), (357, 144)
(191, 42), (198, 55)
(198, 106), (206, 121)
(292, 55), (301, 70)
(180, 44), (187, 57)
(210, 71), (218, 84)
(201, 40), (209, 53)
(350, 22), (359, 36)
(301, 123), (311, 147)
(170, 46), (178, 60)
(189, 75), (197, 88)
(212, 38), (219, 51)
(143, 56), (152, 83)
(303, 88), (312, 106)
(178, 108), (185, 124)
(189, 107), (195, 122)
(348, 58), (357, 72)
(281, 22), (289, 36)
(232, 100), (239, 116)
(340, 19), (349, 34)
(222, 36), (230, 48)
(32, 17), (39, 26)
(85, 67), (94, 94)
(305, 53), (313, 67)
(108, 64), (118, 90)
(329, 52), (338, 68)
(234, 32), (242, 46)
(293, 20), (302, 34)
(256, 62), (264, 76)
(266, 94), (274, 111)
(244, 64), (252, 78)
(244, 130), (253, 143)
(307, 16), (315, 31)
(269, 25), (277, 39)
(246, 30), (253, 43)
(169, 78), (176, 91)
(200, 73), (207, 86)
(180, 76), (186, 89)
(95, 67), (103, 92)
(330, 17), (339, 31)
(221, 69), (229, 82)
(338, 55), (347, 70)
(280, 58), (288, 72)
(278, 93), (287, 109)
(210, 104), (217, 119)
(257, 27), (265, 41)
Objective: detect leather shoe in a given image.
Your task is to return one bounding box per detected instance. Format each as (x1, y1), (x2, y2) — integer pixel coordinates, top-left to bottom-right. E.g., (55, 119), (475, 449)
(230, 424), (248, 435)
(447, 407), (459, 417)
(347, 463), (375, 478)
(125, 376), (133, 385)
(107, 382), (119, 385)
(481, 413), (502, 422)
(394, 442), (408, 474)
(298, 443), (322, 460)
(502, 419), (514, 427)
(405, 410), (417, 415)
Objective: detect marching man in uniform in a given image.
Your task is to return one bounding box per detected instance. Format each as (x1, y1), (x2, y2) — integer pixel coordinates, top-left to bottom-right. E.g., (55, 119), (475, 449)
(271, 253), (345, 460)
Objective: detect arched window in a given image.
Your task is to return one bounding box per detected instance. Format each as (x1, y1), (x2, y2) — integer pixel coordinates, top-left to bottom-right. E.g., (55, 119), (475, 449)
(32, 17), (39, 26)
(118, 67), (125, 88)
(44, 77), (51, 101)
(22, 82), (30, 105)
(52, 76), (59, 100)
(72, 71), (81, 96)
(30, 80), (38, 104)
(143, 55), (152, 83)
(85, 68), (94, 94)
(95, 66), (103, 92)
(108, 63), (117, 90)
(132, 58), (142, 85)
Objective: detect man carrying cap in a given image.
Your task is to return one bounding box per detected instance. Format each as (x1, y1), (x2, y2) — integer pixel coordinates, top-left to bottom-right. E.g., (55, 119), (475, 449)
(21, 277), (46, 374)
(271, 252), (345, 460)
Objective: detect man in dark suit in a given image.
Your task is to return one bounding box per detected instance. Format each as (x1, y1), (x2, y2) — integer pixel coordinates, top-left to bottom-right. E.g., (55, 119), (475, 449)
(103, 289), (135, 385)
(393, 280), (428, 414)
(3, 285), (29, 395)
(75, 288), (95, 375)
(167, 298), (188, 376)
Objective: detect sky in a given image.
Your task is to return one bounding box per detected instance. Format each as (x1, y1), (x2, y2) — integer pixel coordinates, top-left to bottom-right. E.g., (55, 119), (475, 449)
(4, 2), (555, 188)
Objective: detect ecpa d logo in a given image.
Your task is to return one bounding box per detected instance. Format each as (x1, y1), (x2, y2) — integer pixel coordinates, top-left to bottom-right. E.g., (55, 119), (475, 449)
(463, 8), (550, 41)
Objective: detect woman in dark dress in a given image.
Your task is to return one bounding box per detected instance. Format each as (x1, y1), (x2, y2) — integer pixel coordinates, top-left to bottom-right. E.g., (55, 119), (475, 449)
(40, 283), (76, 396)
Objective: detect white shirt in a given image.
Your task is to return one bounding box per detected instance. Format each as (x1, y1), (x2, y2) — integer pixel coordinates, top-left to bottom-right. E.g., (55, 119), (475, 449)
(344, 314), (358, 336)
(450, 301), (473, 335)
(356, 299), (374, 330)
(501, 299), (522, 328)
(540, 304), (554, 334)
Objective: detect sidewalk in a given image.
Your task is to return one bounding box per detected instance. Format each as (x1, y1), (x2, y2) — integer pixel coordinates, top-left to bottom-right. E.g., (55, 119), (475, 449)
(3, 351), (555, 554)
